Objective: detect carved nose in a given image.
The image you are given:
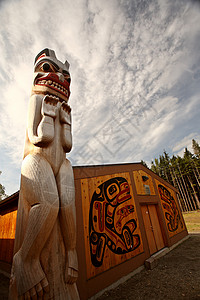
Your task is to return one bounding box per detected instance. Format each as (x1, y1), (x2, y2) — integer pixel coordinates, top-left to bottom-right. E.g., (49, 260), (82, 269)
(58, 72), (64, 82)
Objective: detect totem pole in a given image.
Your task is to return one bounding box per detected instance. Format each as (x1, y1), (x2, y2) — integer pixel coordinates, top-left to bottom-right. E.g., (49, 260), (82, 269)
(9, 49), (79, 300)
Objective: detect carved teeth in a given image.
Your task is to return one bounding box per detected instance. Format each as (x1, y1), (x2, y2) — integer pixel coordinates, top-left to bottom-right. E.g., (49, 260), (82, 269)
(37, 79), (68, 96)
(47, 94), (59, 101)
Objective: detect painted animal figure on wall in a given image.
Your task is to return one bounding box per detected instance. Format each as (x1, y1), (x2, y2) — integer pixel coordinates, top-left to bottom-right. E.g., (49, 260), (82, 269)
(9, 49), (79, 299)
(89, 177), (140, 267)
(158, 184), (183, 232)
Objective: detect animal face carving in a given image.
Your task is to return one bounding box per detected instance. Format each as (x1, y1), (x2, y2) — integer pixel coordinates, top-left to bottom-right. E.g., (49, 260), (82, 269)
(89, 177), (140, 267)
(32, 48), (71, 102)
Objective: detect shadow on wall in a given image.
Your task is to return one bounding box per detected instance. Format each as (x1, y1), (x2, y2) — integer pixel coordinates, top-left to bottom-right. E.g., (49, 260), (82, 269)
(0, 239), (15, 263)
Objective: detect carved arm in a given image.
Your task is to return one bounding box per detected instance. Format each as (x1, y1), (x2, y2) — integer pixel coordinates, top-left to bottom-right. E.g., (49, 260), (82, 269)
(59, 102), (72, 152)
(27, 95), (58, 147)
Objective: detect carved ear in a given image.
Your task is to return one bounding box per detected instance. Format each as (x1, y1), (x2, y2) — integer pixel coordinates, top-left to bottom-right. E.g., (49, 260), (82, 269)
(65, 60), (70, 71)
(34, 48), (56, 64)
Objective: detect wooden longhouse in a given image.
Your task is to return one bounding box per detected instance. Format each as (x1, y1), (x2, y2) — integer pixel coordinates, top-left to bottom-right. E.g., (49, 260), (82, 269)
(0, 163), (188, 299)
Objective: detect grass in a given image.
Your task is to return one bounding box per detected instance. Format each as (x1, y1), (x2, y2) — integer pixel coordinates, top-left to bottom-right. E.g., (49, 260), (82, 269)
(182, 210), (200, 233)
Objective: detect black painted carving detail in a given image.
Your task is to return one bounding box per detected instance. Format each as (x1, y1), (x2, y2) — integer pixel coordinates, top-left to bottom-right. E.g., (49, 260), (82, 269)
(89, 177), (140, 267)
(158, 184), (183, 232)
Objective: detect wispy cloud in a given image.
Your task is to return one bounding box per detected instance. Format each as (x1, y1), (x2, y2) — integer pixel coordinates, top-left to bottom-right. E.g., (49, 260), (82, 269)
(172, 132), (200, 157)
(0, 0), (200, 194)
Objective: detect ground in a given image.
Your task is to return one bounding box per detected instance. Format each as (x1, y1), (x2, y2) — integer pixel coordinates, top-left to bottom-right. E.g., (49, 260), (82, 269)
(0, 273), (9, 300)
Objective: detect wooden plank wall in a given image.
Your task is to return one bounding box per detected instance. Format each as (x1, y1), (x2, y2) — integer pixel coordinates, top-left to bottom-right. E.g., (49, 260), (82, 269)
(0, 209), (17, 263)
(133, 170), (155, 195)
(81, 172), (144, 279)
(155, 180), (186, 237)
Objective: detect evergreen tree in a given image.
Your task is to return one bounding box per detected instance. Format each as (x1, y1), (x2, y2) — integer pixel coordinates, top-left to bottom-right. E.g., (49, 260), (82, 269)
(192, 139), (200, 158)
(0, 171), (6, 201)
(140, 160), (148, 168)
(150, 140), (200, 212)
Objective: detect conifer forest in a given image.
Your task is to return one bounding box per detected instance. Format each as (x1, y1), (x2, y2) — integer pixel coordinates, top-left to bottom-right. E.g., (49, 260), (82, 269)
(148, 139), (200, 212)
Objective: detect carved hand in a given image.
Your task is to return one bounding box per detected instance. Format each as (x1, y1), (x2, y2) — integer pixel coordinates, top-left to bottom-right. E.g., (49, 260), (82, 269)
(60, 102), (71, 125)
(66, 267), (78, 284)
(42, 95), (59, 119)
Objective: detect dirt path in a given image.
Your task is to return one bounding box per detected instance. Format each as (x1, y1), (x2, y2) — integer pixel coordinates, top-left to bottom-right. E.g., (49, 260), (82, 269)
(0, 234), (200, 299)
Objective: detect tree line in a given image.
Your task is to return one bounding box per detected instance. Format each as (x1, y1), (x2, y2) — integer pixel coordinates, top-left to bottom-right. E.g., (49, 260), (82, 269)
(143, 139), (200, 212)
(0, 171), (7, 201)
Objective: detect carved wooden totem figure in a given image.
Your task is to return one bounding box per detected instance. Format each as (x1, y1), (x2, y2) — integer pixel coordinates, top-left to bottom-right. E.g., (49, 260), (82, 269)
(9, 49), (79, 300)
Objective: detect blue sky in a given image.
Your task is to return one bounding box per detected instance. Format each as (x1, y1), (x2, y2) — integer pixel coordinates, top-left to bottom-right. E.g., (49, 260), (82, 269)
(0, 0), (200, 196)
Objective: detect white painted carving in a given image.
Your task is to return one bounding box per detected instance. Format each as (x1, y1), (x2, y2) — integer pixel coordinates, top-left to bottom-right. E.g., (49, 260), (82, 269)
(9, 49), (79, 299)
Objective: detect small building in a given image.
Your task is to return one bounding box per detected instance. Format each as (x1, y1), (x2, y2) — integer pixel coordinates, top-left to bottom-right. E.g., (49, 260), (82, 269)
(0, 163), (188, 299)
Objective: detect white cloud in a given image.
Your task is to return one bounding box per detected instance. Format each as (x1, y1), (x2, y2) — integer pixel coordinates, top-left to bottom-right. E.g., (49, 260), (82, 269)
(0, 0), (200, 194)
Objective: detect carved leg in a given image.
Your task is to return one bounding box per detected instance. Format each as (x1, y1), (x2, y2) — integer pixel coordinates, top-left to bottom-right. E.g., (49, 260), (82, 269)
(12, 154), (59, 298)
(56, 159), (78, 285)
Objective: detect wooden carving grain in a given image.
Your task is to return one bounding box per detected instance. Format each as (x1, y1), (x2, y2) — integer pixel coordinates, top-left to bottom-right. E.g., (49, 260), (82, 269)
(9, 49), (79, 299)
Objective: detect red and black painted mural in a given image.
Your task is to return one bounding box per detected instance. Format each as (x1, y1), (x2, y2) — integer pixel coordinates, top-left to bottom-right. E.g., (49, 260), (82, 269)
(158, 184), (183, 233)
(89, 177), (141, 267)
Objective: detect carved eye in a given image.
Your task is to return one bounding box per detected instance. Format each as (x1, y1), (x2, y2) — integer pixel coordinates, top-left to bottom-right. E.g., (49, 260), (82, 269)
(42, 63), (51, 72)
(106, 183), (119, 201)
(63, 70), (71, 84)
